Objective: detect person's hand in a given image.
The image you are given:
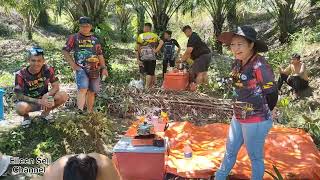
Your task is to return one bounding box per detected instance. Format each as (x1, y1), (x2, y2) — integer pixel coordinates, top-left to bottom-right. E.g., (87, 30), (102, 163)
(71, 63), (81, 71)
(39, 95), (55, 109)
(137, 60), (143, 67)
(153, 49), (157, 53)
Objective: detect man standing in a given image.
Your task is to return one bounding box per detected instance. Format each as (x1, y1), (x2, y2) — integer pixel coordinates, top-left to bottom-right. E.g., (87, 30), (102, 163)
(180, 25), (211, 86)
(15, 46), (68, 128)
(136, 23), (159, 89)
(62, 17), (108, 113)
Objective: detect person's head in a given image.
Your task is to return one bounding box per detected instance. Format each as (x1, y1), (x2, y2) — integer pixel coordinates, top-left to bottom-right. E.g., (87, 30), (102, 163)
(143, 23), (152, 32)
(163, 30), (172, 40)
(182, 25), (192, 37)
(63, 154), (98, 180)
(79, 17), (92, 35)
(27, 46), (45, 72)
(218, 25), (268, 61)
(291, 53), (301, 65)
(230, 35), (255, 61)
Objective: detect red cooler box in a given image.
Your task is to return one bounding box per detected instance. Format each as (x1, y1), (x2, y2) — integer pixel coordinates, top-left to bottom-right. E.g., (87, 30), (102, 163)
(163, 71), (189, 91)
(113, 137), (166, 180)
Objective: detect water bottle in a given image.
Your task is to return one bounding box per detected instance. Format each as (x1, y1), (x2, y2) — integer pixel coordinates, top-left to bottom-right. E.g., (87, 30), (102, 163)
(184, 140), (193, 172)
(184, 141), (193, 159)
(102, 75), (107, 81)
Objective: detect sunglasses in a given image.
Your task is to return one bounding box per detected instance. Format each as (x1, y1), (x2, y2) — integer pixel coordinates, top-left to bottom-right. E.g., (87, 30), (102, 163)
(29, 48), (44, 56)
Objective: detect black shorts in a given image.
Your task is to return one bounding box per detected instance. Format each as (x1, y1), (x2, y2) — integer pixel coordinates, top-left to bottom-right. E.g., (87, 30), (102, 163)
(192, 53), (211, 74)
(142, 60), (156, 76)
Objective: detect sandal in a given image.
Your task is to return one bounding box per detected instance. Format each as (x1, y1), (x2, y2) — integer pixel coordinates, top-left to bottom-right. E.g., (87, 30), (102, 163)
(40, 114), (54, 124)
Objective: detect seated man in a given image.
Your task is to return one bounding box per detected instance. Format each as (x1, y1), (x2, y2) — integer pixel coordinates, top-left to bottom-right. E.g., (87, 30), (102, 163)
(278, 53), (309, 97)
(14, 46), (68, 128)
(43, 153), (120, 180)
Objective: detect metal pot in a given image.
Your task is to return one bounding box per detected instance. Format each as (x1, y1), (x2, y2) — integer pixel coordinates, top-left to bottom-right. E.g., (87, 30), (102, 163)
(177, 63), (184, 70)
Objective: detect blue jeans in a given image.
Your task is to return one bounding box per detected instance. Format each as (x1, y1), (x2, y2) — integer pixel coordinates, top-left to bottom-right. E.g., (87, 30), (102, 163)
(215, 116), (273, 180)
(76, 69), (100, 93)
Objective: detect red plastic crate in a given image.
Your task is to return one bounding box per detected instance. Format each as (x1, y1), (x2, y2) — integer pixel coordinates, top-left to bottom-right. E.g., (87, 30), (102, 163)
(163, 71), (189, 91)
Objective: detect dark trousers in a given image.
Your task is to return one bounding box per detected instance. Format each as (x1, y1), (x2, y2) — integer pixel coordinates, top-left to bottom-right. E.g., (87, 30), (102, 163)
(163, 58), (175, 77)
(277, 73), (309, 93)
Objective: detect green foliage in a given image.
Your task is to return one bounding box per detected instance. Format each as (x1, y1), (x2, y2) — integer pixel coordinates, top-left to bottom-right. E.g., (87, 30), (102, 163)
(0, 112), (117, 163)
(54, 0), (111, 31)
(141, 0), (186, 34)
(0, 72), (14, 88)
(275, 95), (320, 148)
(265, 0), (309, 43)
(267, 20), (320, 71)
(115, 0), (134, 42)
(3, 0), (51, 39)
(94, 24), (115, 76)
(265, 165), (284, 180)
(302, 114), (320, 147)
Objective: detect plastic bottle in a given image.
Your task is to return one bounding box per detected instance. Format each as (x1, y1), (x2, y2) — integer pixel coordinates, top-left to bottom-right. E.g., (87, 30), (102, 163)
(184, 140), (193, 159)
(184, 140), (193, 172)
(102, 75), (107, 81)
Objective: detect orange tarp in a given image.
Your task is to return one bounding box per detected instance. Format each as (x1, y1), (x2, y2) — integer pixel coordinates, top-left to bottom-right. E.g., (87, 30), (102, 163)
(123, 121), (320, 179)
(165, 122), (320, 179)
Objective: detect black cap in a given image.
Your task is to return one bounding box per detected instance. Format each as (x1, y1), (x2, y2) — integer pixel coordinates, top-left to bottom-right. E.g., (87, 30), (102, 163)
(291, 53), (301, 59)
(79, 16), (92, 25)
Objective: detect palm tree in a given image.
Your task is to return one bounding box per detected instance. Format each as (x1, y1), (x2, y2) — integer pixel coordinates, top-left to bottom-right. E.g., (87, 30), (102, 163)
(115, 0), (133, 42)
(140, 0), (186, 34)
(183, 0), (239, 53)
(55, 0), (111, 31)
(1, 0), (49, 39)
(129, 0), (145, 35)
(265, 0), (309, 43)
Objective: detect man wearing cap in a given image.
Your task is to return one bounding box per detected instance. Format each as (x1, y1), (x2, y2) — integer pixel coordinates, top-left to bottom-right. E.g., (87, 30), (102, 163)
(14, 46), (69, 128)
(215, 26), (278, 180)
(180, 25), (211, 87)
(278, 53), (309, 97)
(62, 17), (108, 113)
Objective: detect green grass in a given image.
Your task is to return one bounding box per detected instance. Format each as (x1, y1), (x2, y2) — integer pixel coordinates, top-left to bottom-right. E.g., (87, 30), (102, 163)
(0, 112), (117, 164)
(0, 72), (14, 88)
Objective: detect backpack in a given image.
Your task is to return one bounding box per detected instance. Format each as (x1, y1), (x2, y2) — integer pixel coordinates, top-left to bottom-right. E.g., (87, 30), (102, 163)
(163, 40), (175, 60)
(140, 45), (156, 61)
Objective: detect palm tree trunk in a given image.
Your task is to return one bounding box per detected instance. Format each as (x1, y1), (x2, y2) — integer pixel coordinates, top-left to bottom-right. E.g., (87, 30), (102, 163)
(152, 12), (169, 34)
(26, 11), (32, 40)
(227, 4), (238, 30)
(213, 13), (224, 54)
(135, 5), (145, 35)
(38, 9), (49, 27)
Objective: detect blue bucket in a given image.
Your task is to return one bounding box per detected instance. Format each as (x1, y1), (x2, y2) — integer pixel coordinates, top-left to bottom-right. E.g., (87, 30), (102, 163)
(0, 88), (5, 120)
